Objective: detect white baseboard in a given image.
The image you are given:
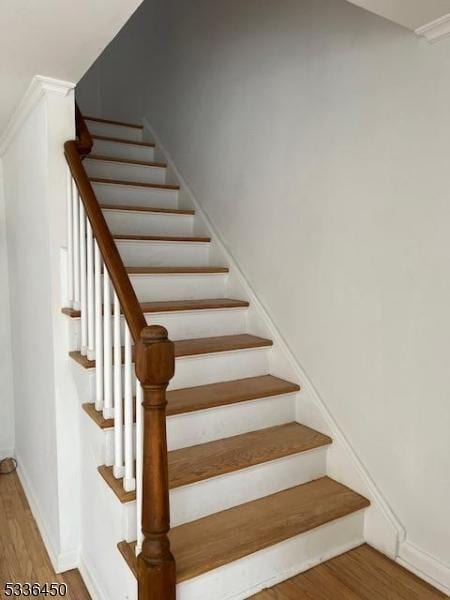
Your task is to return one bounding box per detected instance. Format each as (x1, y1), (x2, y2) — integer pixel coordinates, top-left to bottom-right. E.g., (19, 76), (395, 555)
(79, 553), (110, 600)
(16, 453), (79, 573)
(398, 540), (450, 595)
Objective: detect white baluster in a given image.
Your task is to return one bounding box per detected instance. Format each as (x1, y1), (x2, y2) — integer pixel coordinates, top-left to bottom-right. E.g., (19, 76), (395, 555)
(103, 269), (113, 419)
(135, 379), (144, 554)
(66, 169), (73, 308)
(79, 202), (87, 356)
(72, 181), (80, 310)
(113, 292), (124, 479)
(123, 323), (135, 492)
(94, 242), (104, 411)
(86, 221), (95, 360)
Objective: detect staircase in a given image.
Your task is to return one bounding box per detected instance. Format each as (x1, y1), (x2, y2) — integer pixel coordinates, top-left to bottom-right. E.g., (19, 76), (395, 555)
(64, 114), (371, 599)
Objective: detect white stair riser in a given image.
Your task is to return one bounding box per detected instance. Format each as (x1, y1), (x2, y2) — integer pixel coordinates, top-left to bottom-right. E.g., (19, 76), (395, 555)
(78, 347), (271, 402)
(68, 308), (248, 351)
(86, 120), (143, 141)
(170, 348), (270, 390)
(93, 182), (178, 208)
(122, 448), (328, 538)
(177, 512), (365, 600)
(129, 273), (227, 302)
(92, 138), (155, 162)
(102, 393), (297, 464)
(103, 391), (296, 464)
(116, 239), (210, 267)
(167, 393), (296, 450)
(103, 209), (194, 237)
(85, 159), (167, 185)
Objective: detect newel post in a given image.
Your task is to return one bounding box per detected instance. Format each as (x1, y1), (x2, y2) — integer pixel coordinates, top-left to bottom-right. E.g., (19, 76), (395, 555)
(135, 325), (176, 600)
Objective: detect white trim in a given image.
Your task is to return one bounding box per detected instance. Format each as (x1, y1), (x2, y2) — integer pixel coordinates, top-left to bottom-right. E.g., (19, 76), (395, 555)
(415, 14), (450, 42)
(79, 553), (110, 600)
(398, 540), (450, 595)
(143, 114), (405, 551)
(0, 75), (75, 156)
(16, 454), (79, 573)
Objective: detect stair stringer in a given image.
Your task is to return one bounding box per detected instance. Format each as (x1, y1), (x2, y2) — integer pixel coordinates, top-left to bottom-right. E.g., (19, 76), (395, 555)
(142, 116), (406, 560)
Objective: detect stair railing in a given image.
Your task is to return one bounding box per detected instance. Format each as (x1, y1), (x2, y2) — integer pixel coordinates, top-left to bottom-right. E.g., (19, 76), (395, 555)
(64, 104), (176, 600)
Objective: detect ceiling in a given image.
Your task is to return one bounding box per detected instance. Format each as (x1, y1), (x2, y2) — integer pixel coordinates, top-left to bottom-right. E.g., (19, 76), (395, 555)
(346, 0), (450, 32)
(0, 0), (142, 136)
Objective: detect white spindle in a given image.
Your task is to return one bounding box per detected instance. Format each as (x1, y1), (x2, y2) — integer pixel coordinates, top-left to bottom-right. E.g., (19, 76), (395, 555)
(103, 269), (113, 419)
(94, 242), (104, 411)
(79, 202), (87, 356)
(86, 221), (95, 360)
(123, 323), (135, 492)
(66, 169), (74, 307)
(135, 380), (144, 554)
(72, 181), (80, 310)
(113, 292), (124, 479)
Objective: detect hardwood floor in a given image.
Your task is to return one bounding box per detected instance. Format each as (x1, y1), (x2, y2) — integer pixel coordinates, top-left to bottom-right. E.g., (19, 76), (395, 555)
(0, 471), (90, 599)
(1, 468), (446, 600)
(252, 544), (448, 600)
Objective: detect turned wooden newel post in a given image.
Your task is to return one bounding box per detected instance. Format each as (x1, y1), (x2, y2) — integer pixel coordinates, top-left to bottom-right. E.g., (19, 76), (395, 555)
(135, 325), (176, 600)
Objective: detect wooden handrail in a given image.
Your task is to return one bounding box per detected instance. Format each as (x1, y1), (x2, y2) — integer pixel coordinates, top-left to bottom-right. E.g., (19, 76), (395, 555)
(64, 140), (146, 342)
(65, 105), (176, 599)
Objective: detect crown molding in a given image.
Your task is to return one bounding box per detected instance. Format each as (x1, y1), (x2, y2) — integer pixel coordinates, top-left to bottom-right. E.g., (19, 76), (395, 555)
(0, 75), (75, 156)
(415, 13), (450, 43)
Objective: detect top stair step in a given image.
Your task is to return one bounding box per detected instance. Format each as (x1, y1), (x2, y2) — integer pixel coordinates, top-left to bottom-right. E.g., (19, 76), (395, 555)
(118, 476), (370, 583)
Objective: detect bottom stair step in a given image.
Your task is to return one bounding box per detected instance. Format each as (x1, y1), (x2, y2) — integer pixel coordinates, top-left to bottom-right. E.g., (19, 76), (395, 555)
(118, 476), (369, 582)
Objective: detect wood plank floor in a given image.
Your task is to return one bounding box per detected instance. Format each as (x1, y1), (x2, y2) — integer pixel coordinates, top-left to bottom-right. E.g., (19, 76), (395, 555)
(0, 470), (90, 599)
(1, 469), (446, 600)
(252, 544), (448, 599)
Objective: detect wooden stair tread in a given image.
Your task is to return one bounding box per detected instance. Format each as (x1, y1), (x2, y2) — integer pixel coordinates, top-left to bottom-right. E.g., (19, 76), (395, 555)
(167, 374), (300, 415)
(125, 266), (229, 274)
(91, 177), (179, 190)
(113, 234), (211, 242)
(63, 298), (248, 319)
(69, 334), (273, 369)
(100, 203), (194, 215)
(169, 422), (332, 488)
(87, 154), (166, 168)
(99, 422), (332, 502)
(118, 477), (370, 582)
(82, 375), (300, 429)
(84, 116), (143, 129)
(92, 134), (155, 148)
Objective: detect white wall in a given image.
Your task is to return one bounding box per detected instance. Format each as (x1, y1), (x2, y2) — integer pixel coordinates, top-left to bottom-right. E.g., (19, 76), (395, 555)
(0, 162), (15, 459)
(1, 78), (81, 571)
(78, 0), (450, 583)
